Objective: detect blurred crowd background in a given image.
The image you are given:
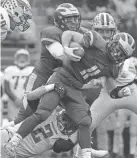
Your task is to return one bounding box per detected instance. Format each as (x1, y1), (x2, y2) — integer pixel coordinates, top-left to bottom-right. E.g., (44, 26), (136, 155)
(1, 0), (137, 158)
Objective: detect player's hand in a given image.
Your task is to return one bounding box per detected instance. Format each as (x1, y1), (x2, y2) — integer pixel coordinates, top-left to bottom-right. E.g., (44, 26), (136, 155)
(14, 98), (22, 107)
(118, 87), (131, 97)
(64, 46), (81, 62)
(0, 121), (15, 130)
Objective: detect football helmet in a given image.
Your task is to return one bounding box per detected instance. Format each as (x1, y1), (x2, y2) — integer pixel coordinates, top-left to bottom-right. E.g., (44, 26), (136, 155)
(93, 12), (117, 41)
(56, 110), (77, 136)
(107, 32), (136, 63)
(14, 49), (30, 68)
(0, 6), (10, 41)
(2, 0), (32, 32)
(54, 3), (81, 31)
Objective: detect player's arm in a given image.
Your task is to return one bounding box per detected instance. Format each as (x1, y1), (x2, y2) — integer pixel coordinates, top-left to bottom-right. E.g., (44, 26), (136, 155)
(40, 28), (64, 60)
(4, 79), (16, 102)
(26, 82), (65, 100)
(62, 30), (106, 59)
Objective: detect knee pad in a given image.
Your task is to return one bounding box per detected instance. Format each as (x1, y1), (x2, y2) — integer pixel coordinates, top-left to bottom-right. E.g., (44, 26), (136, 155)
(78, 114), (92, 127)
(33, 109), (52, 123)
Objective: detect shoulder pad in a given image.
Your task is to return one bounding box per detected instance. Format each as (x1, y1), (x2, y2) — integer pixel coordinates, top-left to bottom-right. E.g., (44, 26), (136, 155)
(4, 66), (17, 73)
(40, 26), (63, 45)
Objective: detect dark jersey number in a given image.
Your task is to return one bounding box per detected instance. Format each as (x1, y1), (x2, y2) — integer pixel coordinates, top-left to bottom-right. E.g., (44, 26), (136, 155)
(12, 76), (28, 89)
(31, 124), (53, 144)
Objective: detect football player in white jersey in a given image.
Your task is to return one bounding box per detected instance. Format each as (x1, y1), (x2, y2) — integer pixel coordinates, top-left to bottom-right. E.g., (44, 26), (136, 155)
(1, 109), (108, 158)
(0, 0), (32, 41)
(3, 49), (34, 120)
(91, 12), (117, 151)
(112, 56), (137, 158)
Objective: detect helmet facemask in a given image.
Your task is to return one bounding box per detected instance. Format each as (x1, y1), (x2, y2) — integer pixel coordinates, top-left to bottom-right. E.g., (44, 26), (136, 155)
(56, 110), (77, 136)
(63, 15), (80, 31)
(95, 28), (116, 42)
(107, 33), (136, 64)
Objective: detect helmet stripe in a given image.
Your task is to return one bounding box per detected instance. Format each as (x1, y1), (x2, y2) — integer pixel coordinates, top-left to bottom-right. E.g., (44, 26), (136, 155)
(101, 14), (104, 25)
(106, 14), (109, 26)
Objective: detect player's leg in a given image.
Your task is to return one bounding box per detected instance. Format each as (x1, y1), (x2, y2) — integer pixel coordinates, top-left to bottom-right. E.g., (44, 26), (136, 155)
(16, 90), (60, 138)
(9, 72), (66, 141)
(89, 89), (117, 134)
(113, 109), (126, 157)
(96, 118), (109, 150)
(62, 85), (92, 158)
(107, 112), (117, 153)
(129, 111), (137, 157)
(14, 71), (47, 125)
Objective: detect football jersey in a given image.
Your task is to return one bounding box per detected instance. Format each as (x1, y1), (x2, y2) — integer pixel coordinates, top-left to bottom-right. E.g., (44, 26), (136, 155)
(34, 26), (63, 81)
(0, 7), (10, 41)
(62, 31), (112, 89)
(1, 110), (77, 157)
(104, 57), (137, 92)
(34, 26), (88, 82)
(4, 65), (34, 98)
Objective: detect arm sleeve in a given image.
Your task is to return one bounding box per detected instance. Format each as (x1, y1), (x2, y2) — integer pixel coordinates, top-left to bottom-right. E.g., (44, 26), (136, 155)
(40, 28), (64, 60)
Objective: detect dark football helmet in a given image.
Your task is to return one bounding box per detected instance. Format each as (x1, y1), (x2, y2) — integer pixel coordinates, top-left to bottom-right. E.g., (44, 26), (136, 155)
(56, 110), (77, 136)
(54, 3), (81, 31)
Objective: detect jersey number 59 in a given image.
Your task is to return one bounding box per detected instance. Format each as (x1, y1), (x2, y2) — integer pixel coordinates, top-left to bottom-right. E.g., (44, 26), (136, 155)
(31, 124), (53, 144)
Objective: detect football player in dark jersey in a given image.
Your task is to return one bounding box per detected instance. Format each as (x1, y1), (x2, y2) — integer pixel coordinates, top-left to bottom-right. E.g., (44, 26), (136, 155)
(5, 29), (135, 158)
(13, 3), (88, 124)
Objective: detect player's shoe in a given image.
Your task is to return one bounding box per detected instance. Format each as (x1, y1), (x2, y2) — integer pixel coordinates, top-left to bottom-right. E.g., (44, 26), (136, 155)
(91, 148), (108, 157)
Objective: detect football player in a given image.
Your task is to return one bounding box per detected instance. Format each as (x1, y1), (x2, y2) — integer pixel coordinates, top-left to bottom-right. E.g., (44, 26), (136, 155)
(5, 30), (135, 158)
(12, 3), (88, 125)
(0, 0), (32, 41)
(3, 49), (34, 121)
(1, 109), (108, 158)
(91, 12), (117, 151)
(112, 57), (137, 158)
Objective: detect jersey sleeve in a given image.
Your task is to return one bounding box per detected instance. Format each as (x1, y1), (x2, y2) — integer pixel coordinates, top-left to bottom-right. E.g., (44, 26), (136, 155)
(40, 26), (62, 46)
(4, 66), (13, 81)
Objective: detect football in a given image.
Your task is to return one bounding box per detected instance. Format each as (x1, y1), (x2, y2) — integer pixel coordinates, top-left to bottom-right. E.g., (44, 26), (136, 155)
(69, 42), (85, 58)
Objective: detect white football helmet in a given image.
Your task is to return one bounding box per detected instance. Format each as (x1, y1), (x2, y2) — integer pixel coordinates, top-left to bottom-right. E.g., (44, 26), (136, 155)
(0, 6), (10, 41)
(93, 12), (117, 41)
(107, 32), (136, 63)
(14, 49), (30, 68)
(2, 0), (32, 32)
